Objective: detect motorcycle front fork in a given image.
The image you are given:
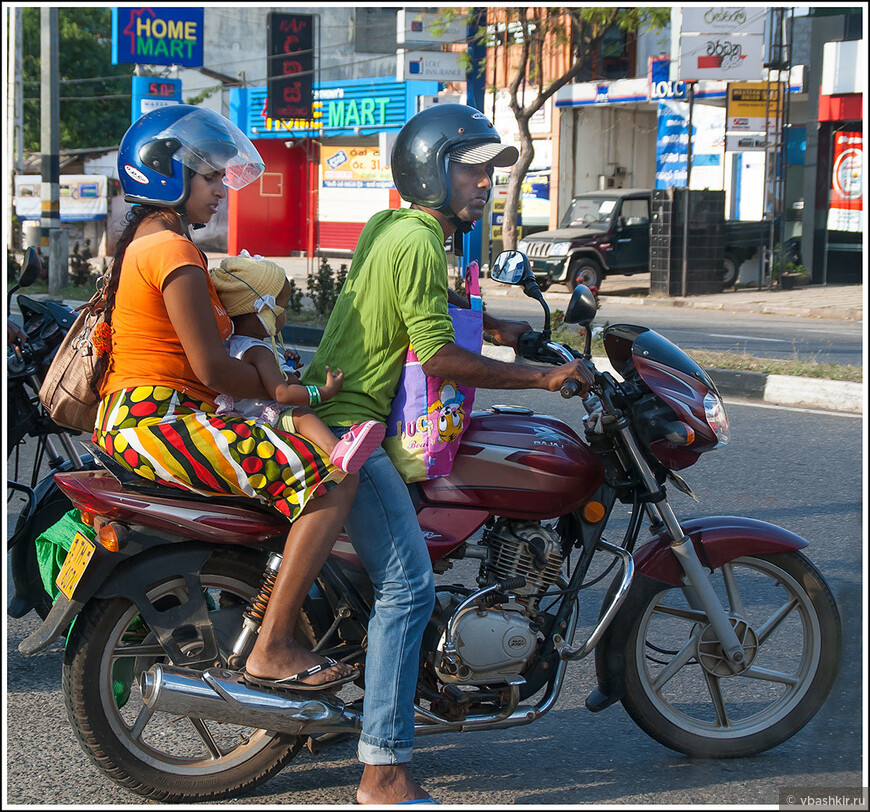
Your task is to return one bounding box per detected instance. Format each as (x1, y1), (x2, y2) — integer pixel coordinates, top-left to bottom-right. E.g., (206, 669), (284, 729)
(616, 424), (746, 670)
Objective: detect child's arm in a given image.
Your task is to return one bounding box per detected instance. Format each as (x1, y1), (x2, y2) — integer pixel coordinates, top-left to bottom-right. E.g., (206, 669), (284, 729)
(243, 346), (343, 406)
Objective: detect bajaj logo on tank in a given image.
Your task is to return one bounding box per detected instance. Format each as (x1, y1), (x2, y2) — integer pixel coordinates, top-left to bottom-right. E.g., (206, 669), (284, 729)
(124, 164), (149, 185)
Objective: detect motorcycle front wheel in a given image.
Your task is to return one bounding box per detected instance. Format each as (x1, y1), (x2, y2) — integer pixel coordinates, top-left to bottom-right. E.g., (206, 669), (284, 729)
(62, 548), (304, 802)
(621, 551), (841, 758)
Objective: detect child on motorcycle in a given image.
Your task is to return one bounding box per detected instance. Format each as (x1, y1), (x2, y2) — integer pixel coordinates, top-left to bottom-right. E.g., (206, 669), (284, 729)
(210, 252), (385, 474)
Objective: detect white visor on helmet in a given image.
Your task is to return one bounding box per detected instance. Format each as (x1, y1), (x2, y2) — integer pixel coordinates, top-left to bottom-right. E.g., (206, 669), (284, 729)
(160, 109), (265, 190)
(449, 142), (519, 167)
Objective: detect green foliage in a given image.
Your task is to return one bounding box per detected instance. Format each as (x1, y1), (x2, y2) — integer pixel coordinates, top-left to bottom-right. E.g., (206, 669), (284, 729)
(306, 258), (347, 318)
(67, 239), (93, 286)
(769, 242), (810, 283)
(20, 7), (134, 150)
(285, 278), (304, 313)
(7, 249), (22, 282)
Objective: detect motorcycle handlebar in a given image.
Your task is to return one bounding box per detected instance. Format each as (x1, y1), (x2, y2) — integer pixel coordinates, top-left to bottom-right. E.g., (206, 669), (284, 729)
(560, 379), (583, 399)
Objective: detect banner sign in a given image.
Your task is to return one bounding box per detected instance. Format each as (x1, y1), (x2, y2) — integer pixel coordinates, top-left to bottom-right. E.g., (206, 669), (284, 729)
(321, 146), (393, 188)
(397, 9), (466, 44)
(655, 100), (725, 190)
(14, 175), (108, 222)
(396, 50), (465, 82)
(267, 12), (314, 121)
(680, 7), (766, 35)
(726, 81), (783, 134)
(678, 33), (764, 80)
(112, 8), (203, 67)
(649, 56), (686, 101)
(131, 75), (181, 123)
(828, 131), (862, 232)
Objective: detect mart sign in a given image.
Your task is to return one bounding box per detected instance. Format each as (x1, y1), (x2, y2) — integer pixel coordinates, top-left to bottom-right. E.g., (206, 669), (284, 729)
(112, 8), (204, 67)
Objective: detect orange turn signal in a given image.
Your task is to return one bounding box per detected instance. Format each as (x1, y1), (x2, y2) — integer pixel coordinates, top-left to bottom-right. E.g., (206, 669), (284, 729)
(583, 501), (606, 523)
(97, 523), (126, 553)
(79, 510), (95, 527)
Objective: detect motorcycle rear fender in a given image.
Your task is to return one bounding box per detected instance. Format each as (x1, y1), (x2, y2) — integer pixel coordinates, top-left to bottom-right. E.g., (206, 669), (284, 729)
(17, 528), (195, 657)
(586, 515), (809, 713)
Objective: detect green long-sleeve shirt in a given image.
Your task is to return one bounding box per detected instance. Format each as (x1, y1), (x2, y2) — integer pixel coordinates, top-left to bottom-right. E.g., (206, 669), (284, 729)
(302, 208), (454, 426)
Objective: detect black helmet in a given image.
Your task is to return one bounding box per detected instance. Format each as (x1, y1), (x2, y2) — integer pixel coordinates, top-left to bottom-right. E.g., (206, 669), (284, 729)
(391, 104), (518, 224)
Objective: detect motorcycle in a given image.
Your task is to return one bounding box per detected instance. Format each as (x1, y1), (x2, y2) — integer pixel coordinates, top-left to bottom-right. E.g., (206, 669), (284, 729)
(7, 247), (94, 620)
(17, 250), (841, 803)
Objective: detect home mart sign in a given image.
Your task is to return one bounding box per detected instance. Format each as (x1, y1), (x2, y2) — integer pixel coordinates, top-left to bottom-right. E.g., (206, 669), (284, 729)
(244, 79), (437, 138)
(112, 8), (203, 67)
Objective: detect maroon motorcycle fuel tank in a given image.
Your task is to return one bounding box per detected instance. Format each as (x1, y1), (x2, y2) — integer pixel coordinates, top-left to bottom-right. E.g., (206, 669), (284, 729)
(420, 409), (604, 519)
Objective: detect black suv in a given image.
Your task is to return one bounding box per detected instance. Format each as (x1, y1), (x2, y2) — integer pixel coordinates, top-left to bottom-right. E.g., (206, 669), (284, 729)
(518, 188), (652, 290)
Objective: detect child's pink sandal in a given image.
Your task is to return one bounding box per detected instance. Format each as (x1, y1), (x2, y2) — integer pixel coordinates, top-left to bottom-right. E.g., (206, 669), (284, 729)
(329, 421), (386, 474)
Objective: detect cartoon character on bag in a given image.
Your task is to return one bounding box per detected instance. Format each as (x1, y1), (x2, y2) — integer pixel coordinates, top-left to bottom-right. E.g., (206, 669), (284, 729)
(431, 382), (466, 443)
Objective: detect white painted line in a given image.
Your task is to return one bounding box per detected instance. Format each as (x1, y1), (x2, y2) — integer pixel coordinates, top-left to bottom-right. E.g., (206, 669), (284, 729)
(708, 333), (790, 343)
(723, 397), (863, 418)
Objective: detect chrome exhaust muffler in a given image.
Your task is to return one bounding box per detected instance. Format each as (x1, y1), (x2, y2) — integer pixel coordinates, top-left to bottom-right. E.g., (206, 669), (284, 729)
(140, 664), (361, 736)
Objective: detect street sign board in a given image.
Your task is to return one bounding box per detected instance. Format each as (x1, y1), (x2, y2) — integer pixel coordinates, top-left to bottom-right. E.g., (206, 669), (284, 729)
(267, 12), (314, 121)
(131, 75), (181, 122)
(396, 50), (465, 82)
(112, 7), (203, 67)
(397, 10), (466, 44)
(680, 7), (766, 35)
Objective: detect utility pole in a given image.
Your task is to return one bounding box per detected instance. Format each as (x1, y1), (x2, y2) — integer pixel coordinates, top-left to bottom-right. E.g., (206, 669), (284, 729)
(7, 7), (24, 249)
(680, 80), (696, 298)
(463, 7), (487, 272)
(41, 7), (67, 294)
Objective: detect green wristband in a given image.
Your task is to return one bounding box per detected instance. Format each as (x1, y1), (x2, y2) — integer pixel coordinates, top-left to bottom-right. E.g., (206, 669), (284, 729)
(306, 385), (321, 407)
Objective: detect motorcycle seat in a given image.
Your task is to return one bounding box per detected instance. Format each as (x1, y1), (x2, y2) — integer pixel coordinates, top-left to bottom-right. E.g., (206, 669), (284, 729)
(81, 441), (277, 513)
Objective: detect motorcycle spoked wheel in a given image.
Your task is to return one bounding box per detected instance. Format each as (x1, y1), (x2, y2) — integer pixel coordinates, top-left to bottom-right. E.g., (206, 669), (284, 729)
(621, 551), (841, 758)
(61, 548), (304, 803)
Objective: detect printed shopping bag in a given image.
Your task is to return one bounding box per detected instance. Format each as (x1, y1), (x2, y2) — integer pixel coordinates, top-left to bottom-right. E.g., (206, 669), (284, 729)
(384, 262), (483, 483)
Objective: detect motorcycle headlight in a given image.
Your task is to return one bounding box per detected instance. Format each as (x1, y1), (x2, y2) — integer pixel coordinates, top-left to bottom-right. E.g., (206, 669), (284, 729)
(549, 241), (571, 257)
(703, 392), (730, 448)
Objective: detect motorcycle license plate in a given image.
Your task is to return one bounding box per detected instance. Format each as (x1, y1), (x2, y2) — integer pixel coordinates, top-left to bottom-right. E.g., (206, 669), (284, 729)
(56, 532), (96, 600)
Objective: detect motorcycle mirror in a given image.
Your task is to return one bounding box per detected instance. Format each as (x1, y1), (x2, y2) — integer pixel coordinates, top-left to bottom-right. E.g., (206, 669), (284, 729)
(18, 247), (42, 289)
(7, 247), (42, 311)
(490, 250), (533, 286)
(491, 250), (551, 337)
(564, 284), (597, 326)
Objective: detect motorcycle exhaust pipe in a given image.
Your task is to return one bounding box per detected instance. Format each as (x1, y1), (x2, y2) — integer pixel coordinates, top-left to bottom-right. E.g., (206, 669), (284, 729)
(140, 664), (361, 736)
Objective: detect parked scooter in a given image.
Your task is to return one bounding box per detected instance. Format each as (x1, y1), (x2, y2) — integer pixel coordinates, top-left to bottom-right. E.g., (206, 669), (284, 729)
(18, 251), (842, 803)
(7, 247), (94, 619)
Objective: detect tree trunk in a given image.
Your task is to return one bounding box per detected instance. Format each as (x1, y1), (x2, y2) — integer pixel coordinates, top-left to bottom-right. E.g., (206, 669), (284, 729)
(501, 115), (535, 251)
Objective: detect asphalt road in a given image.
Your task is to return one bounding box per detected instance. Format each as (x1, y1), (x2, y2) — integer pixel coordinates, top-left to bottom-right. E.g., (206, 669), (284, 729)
(5, 386), (864, 806)
(485, 289), (864, 368)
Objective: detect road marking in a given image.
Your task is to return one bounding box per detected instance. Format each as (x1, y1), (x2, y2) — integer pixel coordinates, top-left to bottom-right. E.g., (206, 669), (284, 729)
(708, 333), (790, 343)
(723, 397), (862, 417)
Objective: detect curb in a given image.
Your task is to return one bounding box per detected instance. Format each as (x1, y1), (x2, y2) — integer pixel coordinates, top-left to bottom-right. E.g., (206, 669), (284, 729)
(282, 326), (862, 415)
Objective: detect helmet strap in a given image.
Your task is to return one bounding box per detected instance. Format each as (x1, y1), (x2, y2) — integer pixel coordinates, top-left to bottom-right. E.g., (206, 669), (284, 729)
(175, 208), (194, 240)
(448, 212), (475, 234)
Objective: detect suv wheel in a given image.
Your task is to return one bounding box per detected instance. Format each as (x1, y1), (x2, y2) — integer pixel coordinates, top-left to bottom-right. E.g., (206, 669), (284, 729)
(568, 258), (602, 290)
(722, 252), (739, 288)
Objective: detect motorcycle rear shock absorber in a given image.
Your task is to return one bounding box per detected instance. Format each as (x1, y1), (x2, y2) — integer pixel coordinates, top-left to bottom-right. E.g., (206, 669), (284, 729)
(227, 552), (282, 670)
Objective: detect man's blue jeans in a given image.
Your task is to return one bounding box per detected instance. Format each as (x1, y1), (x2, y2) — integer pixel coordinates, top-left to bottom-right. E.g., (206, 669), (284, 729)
(331, 428), (435, 764)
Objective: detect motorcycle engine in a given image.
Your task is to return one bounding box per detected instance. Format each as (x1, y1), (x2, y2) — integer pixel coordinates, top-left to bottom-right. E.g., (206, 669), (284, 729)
(433, 520), (565, 686)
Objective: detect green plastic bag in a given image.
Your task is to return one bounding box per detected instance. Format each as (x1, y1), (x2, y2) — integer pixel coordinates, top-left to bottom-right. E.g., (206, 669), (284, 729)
(34, 509), (95, 598)
(35, 511), (134, 706)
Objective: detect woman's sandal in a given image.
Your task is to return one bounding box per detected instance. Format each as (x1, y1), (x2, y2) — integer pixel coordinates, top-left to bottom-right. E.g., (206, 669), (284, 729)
(242, 657), (359, 693)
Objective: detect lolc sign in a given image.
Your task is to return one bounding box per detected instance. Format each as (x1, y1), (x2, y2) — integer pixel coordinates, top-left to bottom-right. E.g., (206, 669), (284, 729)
(112, 7), (204, 67)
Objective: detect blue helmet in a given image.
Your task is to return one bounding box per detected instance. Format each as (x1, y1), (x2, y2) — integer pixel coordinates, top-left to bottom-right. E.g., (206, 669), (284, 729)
(117, 105), (265, 208)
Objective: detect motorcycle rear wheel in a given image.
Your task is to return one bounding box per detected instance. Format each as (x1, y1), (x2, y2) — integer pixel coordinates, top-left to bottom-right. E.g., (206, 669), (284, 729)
(621, 551), (841, 758)
(62, 548), (304, 802)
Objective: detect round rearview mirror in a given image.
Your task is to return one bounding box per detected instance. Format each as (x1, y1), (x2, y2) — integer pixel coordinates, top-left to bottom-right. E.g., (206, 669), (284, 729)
(564, 284), (597, 326)
(18, 246), (42, 289)
(490, 250), (531, 285)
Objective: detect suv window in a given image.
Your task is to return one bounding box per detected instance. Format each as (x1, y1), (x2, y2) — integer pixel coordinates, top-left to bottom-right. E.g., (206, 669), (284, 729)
(620, 198), (649, 226)
(560, 196), (618, 230)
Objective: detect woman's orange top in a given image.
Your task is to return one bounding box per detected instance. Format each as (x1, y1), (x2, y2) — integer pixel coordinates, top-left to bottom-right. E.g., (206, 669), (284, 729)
(100, 230), (232, 405)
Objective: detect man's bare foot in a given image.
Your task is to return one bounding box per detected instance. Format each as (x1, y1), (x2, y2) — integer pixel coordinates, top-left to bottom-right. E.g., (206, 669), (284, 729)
(245, 637), (354, 687)
(356, 764), (430, 805)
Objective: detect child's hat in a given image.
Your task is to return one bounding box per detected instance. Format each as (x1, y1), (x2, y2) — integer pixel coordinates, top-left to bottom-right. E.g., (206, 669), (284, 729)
(210, 251), (290, 378)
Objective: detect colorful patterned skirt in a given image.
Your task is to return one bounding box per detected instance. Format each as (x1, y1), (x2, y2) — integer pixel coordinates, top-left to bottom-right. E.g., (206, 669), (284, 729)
(94, 386), (342, 521)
